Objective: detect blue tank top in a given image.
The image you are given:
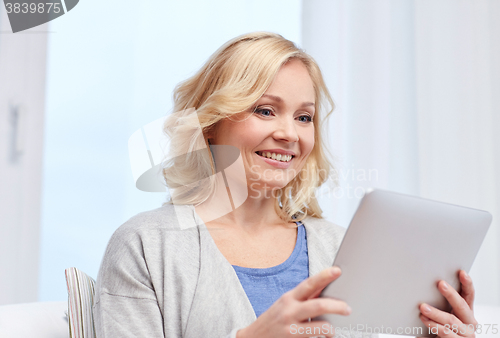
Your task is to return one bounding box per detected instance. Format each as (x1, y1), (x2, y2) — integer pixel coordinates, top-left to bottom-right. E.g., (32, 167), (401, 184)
(232, 222), (309, 317)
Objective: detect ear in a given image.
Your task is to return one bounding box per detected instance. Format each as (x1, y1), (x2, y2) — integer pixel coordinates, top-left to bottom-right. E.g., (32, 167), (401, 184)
(204, 121), (221, 145)
(204, 128), (216, 144)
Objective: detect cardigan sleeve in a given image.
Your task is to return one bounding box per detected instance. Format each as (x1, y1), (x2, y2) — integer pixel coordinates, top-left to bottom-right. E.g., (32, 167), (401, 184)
(93, 227), (165, 338)
(227, 328), (241, 338)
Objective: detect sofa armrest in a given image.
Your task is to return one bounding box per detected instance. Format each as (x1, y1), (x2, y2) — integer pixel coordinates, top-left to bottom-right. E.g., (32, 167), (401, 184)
(0, 301), (68, 338)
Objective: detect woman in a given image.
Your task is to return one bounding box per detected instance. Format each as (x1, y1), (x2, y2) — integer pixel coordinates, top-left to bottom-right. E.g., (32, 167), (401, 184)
(94, 32), (478, 338)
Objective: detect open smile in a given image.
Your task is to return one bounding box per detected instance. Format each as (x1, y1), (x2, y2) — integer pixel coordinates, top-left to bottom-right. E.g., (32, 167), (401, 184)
(255, 151), (296, 169)
(255, 151), (294, 162)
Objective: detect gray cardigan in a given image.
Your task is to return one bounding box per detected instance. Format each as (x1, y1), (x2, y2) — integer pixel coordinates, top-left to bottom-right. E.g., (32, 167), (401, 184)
(93, 204), (346, 338)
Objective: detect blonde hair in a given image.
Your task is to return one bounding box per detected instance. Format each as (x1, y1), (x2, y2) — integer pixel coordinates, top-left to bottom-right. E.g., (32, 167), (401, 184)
(162, 32), (335, 222)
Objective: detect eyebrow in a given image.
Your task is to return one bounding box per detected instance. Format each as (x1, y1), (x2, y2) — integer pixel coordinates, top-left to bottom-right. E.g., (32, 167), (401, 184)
(262, 94), (315, 108)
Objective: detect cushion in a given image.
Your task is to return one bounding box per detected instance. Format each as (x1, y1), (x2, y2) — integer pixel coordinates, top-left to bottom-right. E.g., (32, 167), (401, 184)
(65, 267), (96, 338)
(0, 301), (68, 338)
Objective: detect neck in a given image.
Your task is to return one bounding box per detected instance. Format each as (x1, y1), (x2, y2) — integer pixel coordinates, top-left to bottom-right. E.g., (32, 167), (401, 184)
(194, 177), (290, 232)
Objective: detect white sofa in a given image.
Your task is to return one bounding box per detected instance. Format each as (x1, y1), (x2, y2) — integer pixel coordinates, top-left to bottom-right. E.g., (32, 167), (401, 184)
(0, 301), (68, 338)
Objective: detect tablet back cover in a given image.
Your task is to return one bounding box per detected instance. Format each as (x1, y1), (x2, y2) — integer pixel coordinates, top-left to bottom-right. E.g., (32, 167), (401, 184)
(317, 189), (491, 337)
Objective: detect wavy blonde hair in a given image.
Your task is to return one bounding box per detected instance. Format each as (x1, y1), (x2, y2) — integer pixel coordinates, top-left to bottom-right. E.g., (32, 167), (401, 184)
(162, 32), (335, 222)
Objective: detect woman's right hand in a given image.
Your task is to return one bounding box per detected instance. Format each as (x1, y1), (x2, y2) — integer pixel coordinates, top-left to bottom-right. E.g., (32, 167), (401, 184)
(237, 266), (351, 338)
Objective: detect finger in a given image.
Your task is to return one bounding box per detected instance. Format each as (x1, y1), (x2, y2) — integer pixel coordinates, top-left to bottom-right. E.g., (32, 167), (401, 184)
(292, 267), (341, 301)
(458, 270), (475, 311)
(438, 280), (476, 325)
(289, 320), (336, 338)
(420, 303), (464, 332)
(295, 297), (351, 322)
(420, 314), (460, 338)
(307, 267), (342, 300)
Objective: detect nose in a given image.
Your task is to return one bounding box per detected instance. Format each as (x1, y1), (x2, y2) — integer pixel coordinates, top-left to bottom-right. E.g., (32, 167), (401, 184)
(272, 116), (299, 143)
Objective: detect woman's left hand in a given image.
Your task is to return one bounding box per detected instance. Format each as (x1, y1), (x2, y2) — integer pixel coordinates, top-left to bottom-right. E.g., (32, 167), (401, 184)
(419, 270), (478, 338)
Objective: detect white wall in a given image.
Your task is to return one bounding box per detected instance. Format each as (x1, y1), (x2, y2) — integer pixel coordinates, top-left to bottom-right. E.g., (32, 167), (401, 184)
(0, 10), (48, 304)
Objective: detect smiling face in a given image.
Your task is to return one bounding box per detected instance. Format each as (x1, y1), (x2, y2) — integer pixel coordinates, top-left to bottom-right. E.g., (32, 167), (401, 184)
(210, 59), (316, 193)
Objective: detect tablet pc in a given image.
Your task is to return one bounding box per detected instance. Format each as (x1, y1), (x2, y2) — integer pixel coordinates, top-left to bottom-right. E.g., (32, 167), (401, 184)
(316, 189), (491, 337)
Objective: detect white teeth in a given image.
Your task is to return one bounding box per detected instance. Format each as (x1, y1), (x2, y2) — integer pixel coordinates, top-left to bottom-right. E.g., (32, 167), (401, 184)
(257, 152), (293, 162)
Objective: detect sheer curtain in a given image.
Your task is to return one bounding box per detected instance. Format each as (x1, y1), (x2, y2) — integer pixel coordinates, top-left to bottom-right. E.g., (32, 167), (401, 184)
(303, 0), (500, 306)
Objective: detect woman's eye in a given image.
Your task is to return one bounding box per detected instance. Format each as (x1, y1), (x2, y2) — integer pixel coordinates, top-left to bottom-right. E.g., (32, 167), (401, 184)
(254, 108), (273, 117)
(298, 115), (313, 123)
